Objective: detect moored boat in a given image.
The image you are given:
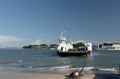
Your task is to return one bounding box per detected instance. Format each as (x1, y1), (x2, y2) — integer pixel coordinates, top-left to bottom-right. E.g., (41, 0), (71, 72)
(57, 32), (92, 56)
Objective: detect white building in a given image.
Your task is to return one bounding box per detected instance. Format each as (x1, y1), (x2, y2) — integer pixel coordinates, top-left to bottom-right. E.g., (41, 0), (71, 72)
(85, 42), (92, 52)
(100, 43), (120, 50)
(112, 43), (120, 50)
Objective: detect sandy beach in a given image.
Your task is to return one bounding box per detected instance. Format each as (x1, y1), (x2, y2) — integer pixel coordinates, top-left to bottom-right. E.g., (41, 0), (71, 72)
(0, 70), (95, 79)
(1, 69), (120, 79)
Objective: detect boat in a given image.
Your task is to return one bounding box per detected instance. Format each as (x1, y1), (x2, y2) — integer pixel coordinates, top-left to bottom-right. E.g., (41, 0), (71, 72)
(57, 32), (92, 56)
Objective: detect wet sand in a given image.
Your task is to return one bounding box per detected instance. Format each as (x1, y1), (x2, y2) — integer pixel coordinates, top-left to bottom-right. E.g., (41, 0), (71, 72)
(0, 70), (95, 79)
(1, 69), (120, 79)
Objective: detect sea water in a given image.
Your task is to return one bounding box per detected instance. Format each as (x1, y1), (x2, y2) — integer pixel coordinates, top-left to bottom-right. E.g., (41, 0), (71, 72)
(0, 49), (119, 73)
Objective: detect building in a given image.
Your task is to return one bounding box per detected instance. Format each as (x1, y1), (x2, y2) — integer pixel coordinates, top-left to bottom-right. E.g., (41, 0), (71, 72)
(99, 43), (120, 50)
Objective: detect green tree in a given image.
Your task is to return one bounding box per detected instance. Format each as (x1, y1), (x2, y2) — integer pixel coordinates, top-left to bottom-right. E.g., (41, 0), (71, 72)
(40, 44), (48, 48)
(49, 44), (58, 48)
(73, 42), (85, 48)
(23, 45), (32, 49)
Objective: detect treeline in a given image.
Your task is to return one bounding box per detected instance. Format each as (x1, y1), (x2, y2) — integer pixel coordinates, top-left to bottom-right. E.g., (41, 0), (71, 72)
(73, 42), (85, 48)
(23, 42), (85, 50)
(23, 44), (58, 50)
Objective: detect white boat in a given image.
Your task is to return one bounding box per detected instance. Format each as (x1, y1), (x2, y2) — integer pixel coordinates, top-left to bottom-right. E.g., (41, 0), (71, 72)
(57, 32), (92, 56)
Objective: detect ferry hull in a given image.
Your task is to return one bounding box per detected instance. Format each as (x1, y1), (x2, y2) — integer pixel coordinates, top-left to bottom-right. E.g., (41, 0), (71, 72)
(57, 51), (90, 57)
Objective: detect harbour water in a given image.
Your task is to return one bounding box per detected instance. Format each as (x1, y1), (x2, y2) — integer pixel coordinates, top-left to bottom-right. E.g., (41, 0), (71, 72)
(0, 49), (119, 73)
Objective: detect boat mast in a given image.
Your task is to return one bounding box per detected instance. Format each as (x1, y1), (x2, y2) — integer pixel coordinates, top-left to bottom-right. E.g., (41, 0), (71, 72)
(59, 32), (66, 43)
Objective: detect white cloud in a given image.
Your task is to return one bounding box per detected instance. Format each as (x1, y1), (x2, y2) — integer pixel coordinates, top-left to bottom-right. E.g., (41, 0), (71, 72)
(32, 39), (42, 45)
(0, 35), (25, 47)
(73, 40), (93, 44)
(73, 40), (87, 44)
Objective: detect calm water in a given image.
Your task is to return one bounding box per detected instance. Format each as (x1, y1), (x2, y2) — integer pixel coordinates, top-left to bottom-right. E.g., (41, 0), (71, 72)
(0, 49), (120, 73)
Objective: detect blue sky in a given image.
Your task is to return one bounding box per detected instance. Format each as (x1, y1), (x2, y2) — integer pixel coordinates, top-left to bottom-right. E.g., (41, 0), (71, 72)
(0, 0), (120, 47)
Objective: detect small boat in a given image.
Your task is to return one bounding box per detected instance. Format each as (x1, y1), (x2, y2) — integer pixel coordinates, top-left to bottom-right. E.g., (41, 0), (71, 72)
(57, 32), (92, 57)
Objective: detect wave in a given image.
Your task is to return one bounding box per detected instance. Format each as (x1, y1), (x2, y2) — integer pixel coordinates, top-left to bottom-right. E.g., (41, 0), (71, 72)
(50, 65), (72, 69)
(0, 60), (23, 65)
(0, 65), (118, 73)
(90, 53), (101, 56)
(35, 66), (118, 73)
(93, 67), (117, 72)
(46, 66), (118, 73)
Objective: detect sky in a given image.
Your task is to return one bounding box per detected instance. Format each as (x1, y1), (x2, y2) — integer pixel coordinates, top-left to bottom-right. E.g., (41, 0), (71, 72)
(0, 0), (120, 47)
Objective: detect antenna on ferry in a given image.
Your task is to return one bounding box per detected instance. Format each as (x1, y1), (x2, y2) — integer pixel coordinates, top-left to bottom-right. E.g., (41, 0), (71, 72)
(59, 31), (66, 43)
(63, 30), (66, 36)
(69, 38), (73, 44)
(61, 32), (64, 38)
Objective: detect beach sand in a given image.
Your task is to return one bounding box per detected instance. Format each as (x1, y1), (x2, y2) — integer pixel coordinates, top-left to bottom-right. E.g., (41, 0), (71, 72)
(1, 69), (120, 79)
(0, 70), (95, 79)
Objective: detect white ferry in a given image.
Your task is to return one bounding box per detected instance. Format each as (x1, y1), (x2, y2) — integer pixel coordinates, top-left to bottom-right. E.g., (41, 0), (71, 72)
(57, 32), (92, 56)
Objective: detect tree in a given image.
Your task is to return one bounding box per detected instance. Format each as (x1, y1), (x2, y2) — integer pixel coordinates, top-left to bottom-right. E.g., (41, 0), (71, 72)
(40, 44), (48, 48)
(23, 45), (32, 49)
(49, 44), (58, 48)
(73, 42), (85, 48)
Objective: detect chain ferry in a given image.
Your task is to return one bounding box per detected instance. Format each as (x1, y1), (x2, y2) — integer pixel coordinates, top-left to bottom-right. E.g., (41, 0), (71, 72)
(57, 32), (92, 56)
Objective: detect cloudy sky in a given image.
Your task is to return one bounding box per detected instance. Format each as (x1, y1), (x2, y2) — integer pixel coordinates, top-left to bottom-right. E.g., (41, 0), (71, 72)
(0, 0), (120, 47)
